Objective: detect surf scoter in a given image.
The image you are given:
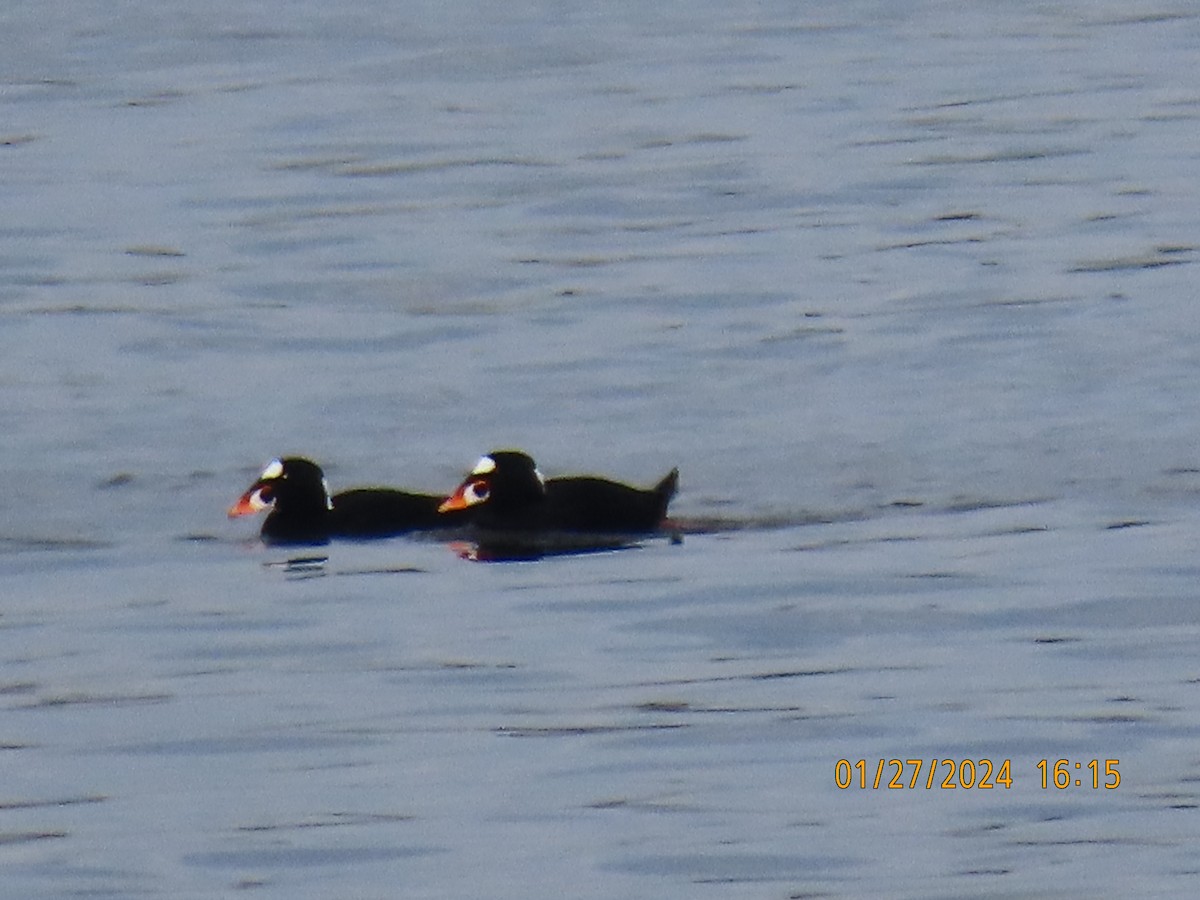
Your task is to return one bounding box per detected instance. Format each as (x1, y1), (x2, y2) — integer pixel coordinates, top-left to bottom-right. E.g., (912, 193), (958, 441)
(438, 450), (678, 534)
(229, 457), (465, 545)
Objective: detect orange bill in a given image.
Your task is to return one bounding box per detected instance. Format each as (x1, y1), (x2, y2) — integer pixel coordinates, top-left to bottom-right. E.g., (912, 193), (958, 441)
(228, 488), (266, 518)
(438, 483), (473, 513)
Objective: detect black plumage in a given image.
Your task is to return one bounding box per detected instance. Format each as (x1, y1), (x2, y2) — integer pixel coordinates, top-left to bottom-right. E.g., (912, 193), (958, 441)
(229, 457), (464, 545)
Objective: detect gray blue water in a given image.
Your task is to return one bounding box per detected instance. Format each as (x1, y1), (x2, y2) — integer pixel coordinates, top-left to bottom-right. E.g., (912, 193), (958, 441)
(3, 2), (1200, 897)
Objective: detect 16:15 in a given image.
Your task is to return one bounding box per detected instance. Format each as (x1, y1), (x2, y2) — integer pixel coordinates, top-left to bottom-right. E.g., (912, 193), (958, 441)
(1036, 758), (1120, 789)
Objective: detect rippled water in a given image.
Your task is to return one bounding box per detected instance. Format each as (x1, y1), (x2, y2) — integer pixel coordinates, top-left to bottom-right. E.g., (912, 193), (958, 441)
(3, 2), (1200, 897)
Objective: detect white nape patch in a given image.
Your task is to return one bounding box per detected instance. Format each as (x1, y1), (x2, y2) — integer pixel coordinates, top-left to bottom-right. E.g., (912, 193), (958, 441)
(260, 458), (284, 481)
(322, 478), (333, 510)
(247, 488), (272, 512)
(533, 467), (545, 487)
(471, 455), (497, 475)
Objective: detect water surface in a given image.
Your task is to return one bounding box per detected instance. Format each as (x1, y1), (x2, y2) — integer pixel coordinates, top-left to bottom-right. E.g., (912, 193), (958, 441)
(3, 2), (1200, 897)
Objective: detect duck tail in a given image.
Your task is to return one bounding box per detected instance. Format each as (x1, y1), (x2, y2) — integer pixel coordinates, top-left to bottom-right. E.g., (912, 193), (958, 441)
(655, 467), (680, 516)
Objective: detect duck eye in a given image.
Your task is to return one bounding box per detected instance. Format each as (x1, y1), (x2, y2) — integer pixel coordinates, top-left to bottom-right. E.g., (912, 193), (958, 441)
(467, 480), (490, 503)
(243, 485), (275, 512)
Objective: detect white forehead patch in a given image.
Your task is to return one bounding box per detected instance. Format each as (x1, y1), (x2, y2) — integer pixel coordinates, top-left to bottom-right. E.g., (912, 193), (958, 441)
(471, 455), (497, 475)
(260, 458), (284, 480)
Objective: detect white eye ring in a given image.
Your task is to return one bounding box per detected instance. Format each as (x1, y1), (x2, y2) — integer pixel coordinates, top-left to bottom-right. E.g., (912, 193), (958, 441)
(260, 458), (284, 480)
(470, 455), (497, 476)
(464, 480), (491, 505)
(246, 487), (272, 512)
